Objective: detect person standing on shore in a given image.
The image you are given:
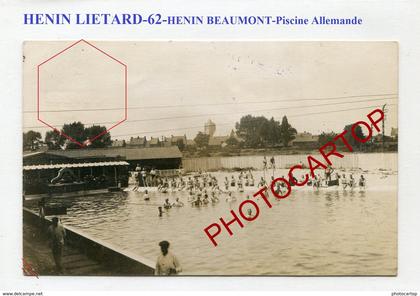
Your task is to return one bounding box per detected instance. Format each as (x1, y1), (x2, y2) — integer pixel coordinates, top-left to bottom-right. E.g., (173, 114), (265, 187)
(155, 240), (182, 275)
(38, 197), (46, 234)
(47, 217), (66, 273)
(270, 156), (276, 177)
(263, 156), (267, 171)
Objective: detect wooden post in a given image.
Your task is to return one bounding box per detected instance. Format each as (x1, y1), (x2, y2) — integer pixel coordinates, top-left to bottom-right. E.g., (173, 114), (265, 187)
(114, 166), (118, 187)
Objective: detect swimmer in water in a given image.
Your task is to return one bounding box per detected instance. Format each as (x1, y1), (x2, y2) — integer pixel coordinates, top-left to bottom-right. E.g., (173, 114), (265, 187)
(203, 195), (209, 205)
(249, 176), (255, 187)
(247, 208), (253, 219)
(144, 189), (150, 201)
(158, 206), (163, 217)
(210, 191), (219, 203)
(188, 191), (195, 202)
(172, 198), (184, 207)
(230, 175), (236, 187)
(259, 177), (266, 188)
(192, 195), (202, 207)
(341, 173), (348, 189)
(349, 174), (355, 188)
(237, 178), (244, 192)
(226, 192), (236, 202)
(224, 177), (229, 191)
(262, 156), (267, 171)
(359, 175), (366, 188)
(163, 198), (172, 209)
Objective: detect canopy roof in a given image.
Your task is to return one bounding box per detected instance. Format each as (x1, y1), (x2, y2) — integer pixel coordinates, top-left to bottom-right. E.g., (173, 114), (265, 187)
(23, 161), (129, 171)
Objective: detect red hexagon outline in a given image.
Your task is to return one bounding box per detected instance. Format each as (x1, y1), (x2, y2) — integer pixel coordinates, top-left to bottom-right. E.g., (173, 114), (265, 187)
(37, 39), (127, 148)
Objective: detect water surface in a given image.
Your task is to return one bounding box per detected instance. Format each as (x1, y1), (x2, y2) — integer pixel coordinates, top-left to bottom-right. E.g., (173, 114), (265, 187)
(53, 169), (397, 275)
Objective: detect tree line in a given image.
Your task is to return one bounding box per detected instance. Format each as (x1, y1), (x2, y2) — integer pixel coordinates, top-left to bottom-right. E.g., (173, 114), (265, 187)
(23, 122), (111, 150)
(193, 115), (298, 149)
(24, 117), (386, 152)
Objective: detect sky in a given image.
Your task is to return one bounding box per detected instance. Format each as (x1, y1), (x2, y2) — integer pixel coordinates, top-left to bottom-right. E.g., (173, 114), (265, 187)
(23, 41), (398, 141)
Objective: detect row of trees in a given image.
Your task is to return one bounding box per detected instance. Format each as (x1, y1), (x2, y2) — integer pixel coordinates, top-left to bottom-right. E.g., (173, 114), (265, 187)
(235, 115), (297, 148)
(318, 124), (370, 150)
(193, 115), (298, 149)
(23, 122), (111, 150)
(24, 118), (380, 152)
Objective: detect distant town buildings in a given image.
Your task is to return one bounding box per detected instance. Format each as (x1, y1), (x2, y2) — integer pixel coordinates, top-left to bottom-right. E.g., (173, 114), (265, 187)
(204, 119), (216, 137)
(208, 135), (230, 147)
(291, 132), (319, 149)
(109, 124), (398, 152)
(111, 120), (243, 150)
(111, 139), (126, 147)
(127, 136), (147, 148)
(148, 137), (160, 147)
(391, 128), (398, 139)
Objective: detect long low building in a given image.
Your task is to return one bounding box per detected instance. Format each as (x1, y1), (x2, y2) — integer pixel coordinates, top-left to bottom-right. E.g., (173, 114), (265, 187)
(23, 146), (183, 170)
(23, 146), (183, 198)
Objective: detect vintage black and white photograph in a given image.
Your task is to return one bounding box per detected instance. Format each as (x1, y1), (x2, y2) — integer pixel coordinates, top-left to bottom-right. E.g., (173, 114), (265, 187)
(22, 41), (398, 276)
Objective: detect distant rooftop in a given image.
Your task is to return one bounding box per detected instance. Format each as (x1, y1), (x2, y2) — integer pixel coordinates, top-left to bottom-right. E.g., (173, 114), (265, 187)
(24, 146), (183, 161)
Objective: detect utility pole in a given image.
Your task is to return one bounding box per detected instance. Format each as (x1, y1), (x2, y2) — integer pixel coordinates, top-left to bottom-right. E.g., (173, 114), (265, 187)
(382, 104), (387, 151)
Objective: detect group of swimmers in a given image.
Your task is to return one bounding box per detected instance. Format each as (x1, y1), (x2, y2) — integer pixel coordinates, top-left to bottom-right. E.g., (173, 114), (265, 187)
(268, 169), (367, 191)
(137, 164), (369, 217)
(153, 170), (256, 194)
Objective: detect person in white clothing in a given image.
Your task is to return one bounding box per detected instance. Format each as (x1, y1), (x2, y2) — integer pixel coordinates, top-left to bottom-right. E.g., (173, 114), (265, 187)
(155, 241), (182, 275)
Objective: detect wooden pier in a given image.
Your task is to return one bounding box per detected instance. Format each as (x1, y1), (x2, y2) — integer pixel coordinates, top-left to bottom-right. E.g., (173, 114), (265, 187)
(23, 208), (155, 276)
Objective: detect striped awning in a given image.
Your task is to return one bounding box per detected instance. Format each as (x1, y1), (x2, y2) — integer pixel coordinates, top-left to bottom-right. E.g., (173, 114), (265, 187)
(23, 161), (129, 171)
